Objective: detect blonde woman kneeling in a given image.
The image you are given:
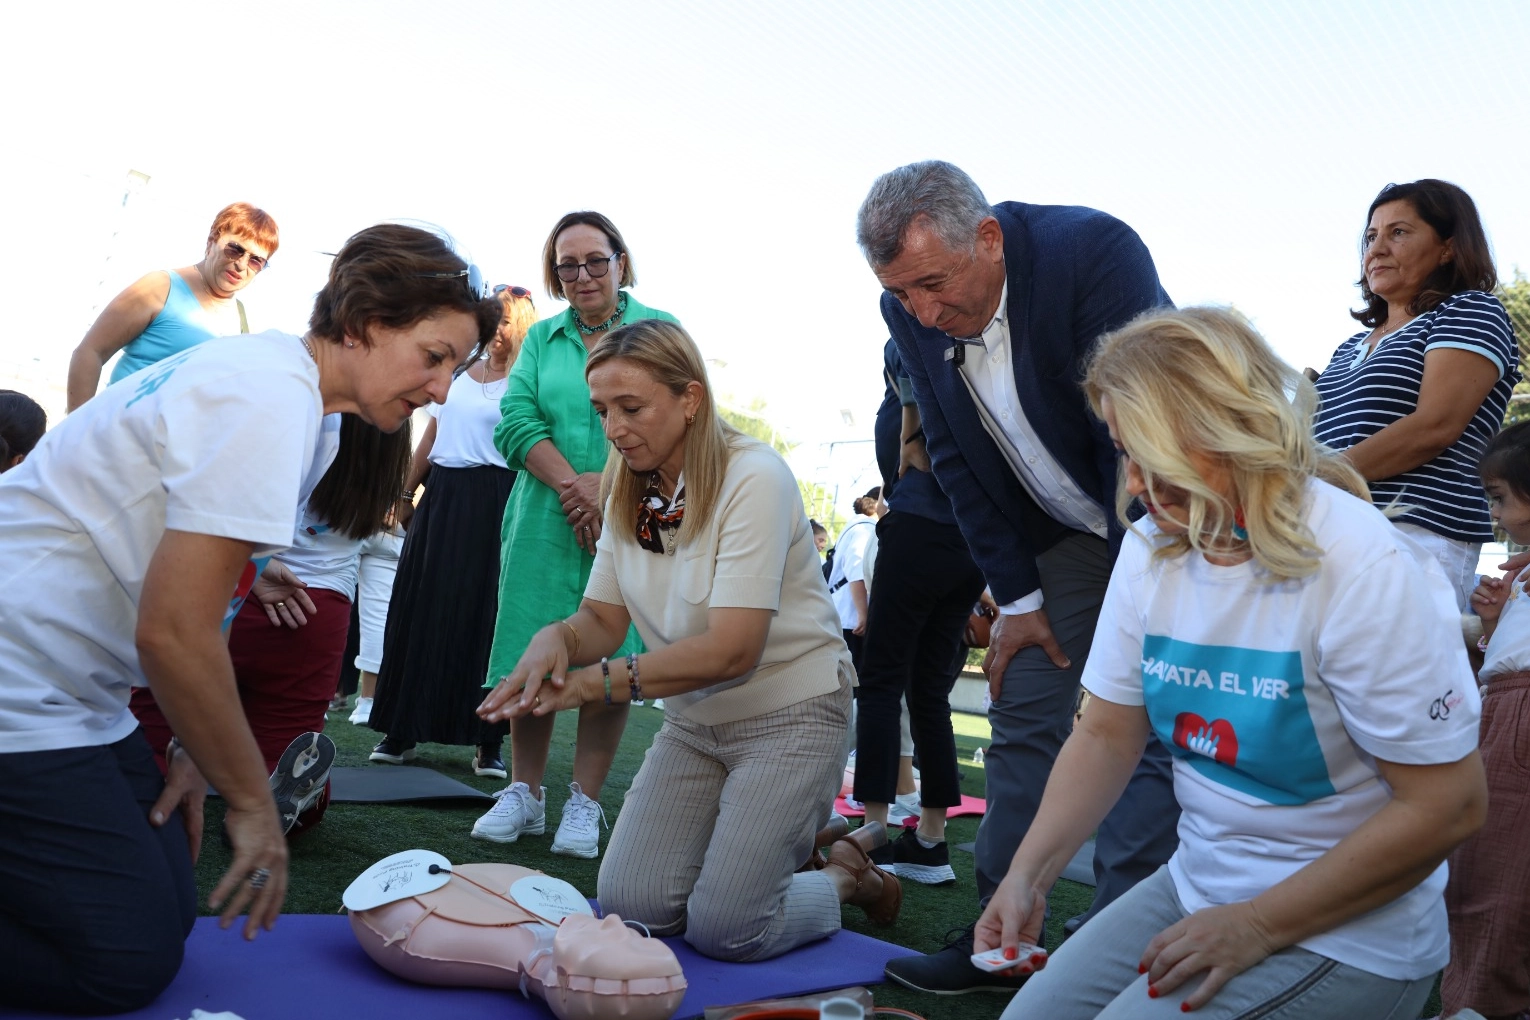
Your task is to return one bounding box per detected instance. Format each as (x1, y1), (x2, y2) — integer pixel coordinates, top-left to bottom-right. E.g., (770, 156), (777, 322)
(480, 319), (900, 961)
(980, 308), (1487, 1020)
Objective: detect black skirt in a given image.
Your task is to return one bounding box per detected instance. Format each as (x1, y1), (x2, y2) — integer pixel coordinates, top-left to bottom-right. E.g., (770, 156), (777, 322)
(371, 464), (514, 746)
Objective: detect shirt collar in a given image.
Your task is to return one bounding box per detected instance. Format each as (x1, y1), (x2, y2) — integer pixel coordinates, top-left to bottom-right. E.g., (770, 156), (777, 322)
(973, 280), (1008, 348)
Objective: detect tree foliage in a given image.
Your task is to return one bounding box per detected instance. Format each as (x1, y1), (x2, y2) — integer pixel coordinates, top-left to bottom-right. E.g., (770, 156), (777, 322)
(716, 401), (842, 533)
(1500, 271), (1530, 426)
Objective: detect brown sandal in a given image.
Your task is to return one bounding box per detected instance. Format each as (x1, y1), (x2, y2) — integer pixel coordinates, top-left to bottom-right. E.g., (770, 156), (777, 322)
(824, 823), (902, 926)
(796, 812), (853, 872)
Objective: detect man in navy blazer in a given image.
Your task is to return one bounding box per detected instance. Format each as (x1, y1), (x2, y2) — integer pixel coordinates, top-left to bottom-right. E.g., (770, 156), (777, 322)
(858, 161), (1181, 994)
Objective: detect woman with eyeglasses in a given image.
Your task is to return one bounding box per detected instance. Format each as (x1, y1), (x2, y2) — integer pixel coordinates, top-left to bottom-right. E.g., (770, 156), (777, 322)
(365, 285), (538, 777)
(66, 202), (280, 411)
(472, 211), (677, 858)
(0, 223), (498, 1013)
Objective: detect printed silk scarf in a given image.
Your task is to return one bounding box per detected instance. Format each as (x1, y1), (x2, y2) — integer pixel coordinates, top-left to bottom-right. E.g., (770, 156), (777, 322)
(636, 474), (685, 553)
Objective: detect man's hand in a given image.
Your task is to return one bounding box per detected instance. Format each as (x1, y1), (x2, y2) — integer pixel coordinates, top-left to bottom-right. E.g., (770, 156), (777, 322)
(898, 436), (931, 477)
(983, 609), (1071, 701)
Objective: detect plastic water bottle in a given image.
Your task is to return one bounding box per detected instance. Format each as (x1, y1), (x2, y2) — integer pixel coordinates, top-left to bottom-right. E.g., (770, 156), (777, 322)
(973, 747), (985, 764)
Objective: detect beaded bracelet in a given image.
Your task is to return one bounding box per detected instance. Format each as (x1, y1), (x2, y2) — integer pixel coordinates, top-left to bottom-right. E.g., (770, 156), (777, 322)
(600, 657), (612, 706)
(626, 652), (643, 703)
(557, 619), (581, 657)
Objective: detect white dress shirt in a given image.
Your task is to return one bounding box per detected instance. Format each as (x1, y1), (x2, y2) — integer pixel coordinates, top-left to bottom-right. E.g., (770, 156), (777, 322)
(957, 281), (1108, 614)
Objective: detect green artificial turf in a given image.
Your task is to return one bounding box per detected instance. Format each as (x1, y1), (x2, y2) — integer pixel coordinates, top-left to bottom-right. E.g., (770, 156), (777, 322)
(194, 704), (1438, 1020)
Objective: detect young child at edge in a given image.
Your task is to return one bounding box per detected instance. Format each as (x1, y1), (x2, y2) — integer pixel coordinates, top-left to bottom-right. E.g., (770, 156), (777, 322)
(1448, 419), (1530, 1020)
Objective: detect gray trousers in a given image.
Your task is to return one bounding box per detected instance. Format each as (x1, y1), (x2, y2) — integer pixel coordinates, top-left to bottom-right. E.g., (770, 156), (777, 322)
(975, 532), (1180, 919)
(597, 681), (852, 962)
(1001, 867), (1435, 1020)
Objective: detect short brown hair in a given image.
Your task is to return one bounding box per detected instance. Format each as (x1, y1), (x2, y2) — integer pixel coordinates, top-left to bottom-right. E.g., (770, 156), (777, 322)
(541, 211), (636, 301)
(1352, 179), (1498, 328)
(307, 224), (500, 350)
(207, 202), (280, 258)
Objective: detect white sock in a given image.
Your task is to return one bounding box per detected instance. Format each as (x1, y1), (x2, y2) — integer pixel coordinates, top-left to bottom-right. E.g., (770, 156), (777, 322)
(915, 831), (942, 848)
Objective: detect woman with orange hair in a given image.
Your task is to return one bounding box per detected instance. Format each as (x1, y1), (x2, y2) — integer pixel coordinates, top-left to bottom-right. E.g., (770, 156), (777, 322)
(67, 202), (280, 410)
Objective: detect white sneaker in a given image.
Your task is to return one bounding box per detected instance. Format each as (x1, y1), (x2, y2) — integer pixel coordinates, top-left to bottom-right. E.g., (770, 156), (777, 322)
(348, 697), (372, 725)
(550, 782), (607, 858)
(471, 782), (545, 843)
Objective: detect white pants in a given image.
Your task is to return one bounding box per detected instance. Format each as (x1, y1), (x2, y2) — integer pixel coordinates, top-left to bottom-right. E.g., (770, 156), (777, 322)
(1394, 522), (1479, 613)
(354, 528), (404, 673)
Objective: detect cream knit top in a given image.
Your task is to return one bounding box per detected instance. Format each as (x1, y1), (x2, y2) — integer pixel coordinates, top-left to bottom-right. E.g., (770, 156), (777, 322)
(585, 437), (853, 725)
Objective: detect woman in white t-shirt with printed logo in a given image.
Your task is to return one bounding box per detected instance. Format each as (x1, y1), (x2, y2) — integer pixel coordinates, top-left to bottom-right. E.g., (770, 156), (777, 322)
(981, 308), (1487, 1020)
(0, 224), (497, 1014)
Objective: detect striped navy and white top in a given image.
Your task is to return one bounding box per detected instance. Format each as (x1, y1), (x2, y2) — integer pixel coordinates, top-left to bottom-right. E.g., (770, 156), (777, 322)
(1314, 290), (1519, 543)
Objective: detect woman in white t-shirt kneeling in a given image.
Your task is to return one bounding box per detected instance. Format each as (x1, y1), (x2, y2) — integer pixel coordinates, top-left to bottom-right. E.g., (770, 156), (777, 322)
(980, 307), (1488, 1020)
(480, 320), (901, 961)
(0, 224), (498, 1014)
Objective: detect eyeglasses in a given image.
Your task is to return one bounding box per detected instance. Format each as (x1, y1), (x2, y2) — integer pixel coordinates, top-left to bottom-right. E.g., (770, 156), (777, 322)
(493, 284), (533, 299)
(418, 263), (488, 300)
(554, 253), (622, 283)
(223, 241), (268, 273)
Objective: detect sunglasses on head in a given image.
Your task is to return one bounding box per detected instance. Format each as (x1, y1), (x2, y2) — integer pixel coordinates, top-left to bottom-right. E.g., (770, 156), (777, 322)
(417, 263), (488, 300)
(493, 284), (533, 299)
(223, 241), (268, 273)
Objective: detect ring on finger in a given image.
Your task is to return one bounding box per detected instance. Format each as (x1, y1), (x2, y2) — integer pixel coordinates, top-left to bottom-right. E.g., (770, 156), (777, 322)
(276, 602), (286, 609)
(249, 867), (271, 890)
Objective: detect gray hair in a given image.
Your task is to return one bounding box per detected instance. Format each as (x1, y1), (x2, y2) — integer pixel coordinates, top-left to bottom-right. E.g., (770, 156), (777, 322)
(856, 160), (993, 268)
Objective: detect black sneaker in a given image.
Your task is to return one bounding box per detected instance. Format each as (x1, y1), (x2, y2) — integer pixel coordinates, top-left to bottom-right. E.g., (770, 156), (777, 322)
(270, 732), (336, 835)
(884, 923), (1031, 995)
(868, 841), (897, 874)
(891, 829), (956, 886)
(369, 736), (417, 764)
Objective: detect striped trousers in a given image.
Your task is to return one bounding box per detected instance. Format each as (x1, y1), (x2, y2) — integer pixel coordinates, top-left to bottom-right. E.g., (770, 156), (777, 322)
(598, 679), (852, 962)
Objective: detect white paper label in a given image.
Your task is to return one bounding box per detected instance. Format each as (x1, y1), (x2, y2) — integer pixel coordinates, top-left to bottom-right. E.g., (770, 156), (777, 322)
(508, 875), (596, 924)
(343, 849), (453, 911)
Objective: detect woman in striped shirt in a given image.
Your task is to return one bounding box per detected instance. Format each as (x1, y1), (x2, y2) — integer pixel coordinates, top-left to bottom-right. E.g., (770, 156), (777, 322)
(1313, 179), (1518, 609)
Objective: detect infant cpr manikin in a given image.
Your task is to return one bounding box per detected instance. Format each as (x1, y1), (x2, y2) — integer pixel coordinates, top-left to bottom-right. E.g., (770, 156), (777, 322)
(346, 853), (686, 1020)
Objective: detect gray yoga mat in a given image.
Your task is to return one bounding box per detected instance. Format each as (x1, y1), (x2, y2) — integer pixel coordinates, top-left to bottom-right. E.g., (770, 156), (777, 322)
(326, 765), (495, 804)
(953, 837), (1097, 887)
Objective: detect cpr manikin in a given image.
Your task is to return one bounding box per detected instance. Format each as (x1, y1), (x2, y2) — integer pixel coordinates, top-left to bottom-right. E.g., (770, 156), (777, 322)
(346, 851), (686, 1020)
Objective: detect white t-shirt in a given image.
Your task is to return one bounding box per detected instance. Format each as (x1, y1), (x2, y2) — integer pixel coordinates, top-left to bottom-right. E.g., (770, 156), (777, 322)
(1480, 566), (1530, 680)
(277, 503), (365, 598)
(829, 517), (876, 629)
(1083, 479), (1480, 981)
(428, 369), (509, 469)
(0, 332), (338, 753)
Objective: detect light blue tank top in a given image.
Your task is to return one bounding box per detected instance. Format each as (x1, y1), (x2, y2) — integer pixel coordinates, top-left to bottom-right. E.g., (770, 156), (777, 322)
(109, 271), (228, 384)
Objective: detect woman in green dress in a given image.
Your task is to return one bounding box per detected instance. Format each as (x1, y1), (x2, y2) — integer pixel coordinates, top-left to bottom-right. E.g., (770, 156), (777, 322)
(472, 211), (677, 858)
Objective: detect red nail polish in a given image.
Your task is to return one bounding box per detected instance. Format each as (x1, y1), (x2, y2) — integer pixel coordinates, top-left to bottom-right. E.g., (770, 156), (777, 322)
(1181, 1003), (1192, 1013)
(1003, 946), (1018, 961)
(1138, 963), (1147, 974)
(1148, 985), (1159, 999)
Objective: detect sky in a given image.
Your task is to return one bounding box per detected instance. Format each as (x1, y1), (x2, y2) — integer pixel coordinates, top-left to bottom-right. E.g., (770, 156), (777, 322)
(2, 0), (1527, 510)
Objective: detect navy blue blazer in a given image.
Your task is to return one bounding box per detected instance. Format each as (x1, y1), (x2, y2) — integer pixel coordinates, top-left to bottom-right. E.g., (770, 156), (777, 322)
(882, 201), (1171, 604)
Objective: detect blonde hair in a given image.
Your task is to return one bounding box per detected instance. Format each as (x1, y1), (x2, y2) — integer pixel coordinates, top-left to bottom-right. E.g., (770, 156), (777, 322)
(584, 319), (742, 546)
(496, 289), (537, 366)
(1082, 307), (1369, 581)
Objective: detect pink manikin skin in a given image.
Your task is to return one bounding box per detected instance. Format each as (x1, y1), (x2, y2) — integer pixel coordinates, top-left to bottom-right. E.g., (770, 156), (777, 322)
(349, 862), (686, 1020)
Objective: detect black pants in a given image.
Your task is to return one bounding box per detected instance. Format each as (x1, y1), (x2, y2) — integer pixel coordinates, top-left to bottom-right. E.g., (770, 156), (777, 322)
(0, 729), (197, 1013)
(853, 512), (986, 810)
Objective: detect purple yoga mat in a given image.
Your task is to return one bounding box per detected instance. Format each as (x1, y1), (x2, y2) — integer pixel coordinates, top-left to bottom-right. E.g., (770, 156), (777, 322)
(0, 914), (918, 1020)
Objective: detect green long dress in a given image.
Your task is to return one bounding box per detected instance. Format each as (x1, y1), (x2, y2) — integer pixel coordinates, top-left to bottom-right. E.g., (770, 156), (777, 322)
(484, 295), (678, 688)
